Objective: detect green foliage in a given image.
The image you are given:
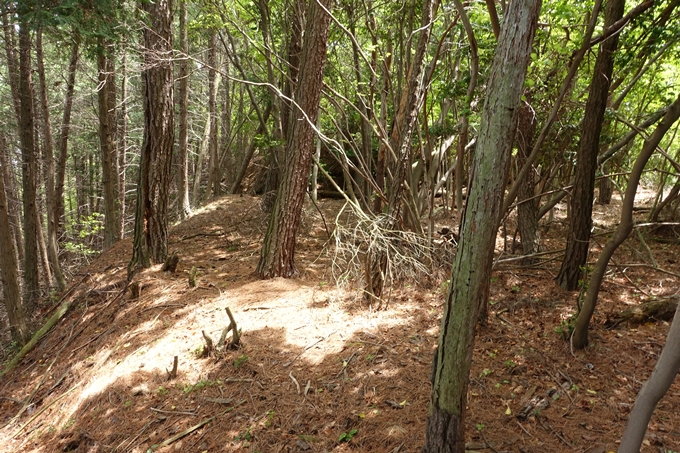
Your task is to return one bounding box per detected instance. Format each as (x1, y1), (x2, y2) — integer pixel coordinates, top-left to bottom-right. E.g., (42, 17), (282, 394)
(338, 428), (357, 443)
(234, 354), (249, 368)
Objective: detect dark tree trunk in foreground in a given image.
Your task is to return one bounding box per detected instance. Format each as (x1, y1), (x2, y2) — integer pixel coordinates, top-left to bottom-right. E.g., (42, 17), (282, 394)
(0, 136), (29, 346)
(618, 301), (680, 453)
(129, 0), (175, 276)
(424, 0), (540, 450)
(556, 0), (624, 290)
(256, 0), (331, 278)
(18, 19), (41, 307)
(572, 94), (680, 349)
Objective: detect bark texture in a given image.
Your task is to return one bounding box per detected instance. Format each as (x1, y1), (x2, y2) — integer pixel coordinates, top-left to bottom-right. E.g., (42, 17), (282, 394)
(129, 0), (175, 275)
(18, 19), (41, 307)
(178, 0), (191, 219)
(256, 0), (331, 278)
(0, 136), (29, 346)
(556, 0), (625, 290)
(424, 0), (541, 450)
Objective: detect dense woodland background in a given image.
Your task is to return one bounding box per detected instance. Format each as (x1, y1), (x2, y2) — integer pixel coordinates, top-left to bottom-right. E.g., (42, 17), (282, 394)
(2, 0), (680, 451)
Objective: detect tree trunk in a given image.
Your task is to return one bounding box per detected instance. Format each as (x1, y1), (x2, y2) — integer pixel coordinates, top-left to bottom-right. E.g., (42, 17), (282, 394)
(98, 41), (120, 249)
(0, 143), (29, 346)
(256, 0), (331, 278)
(516, 102), (540, 260)
(556, 0), (625, 290)
(17, 17), (41, 308)
(572, 93), (680, 349)
(119, 43), (128, 238)
(36, 27), (66, 291)
(178, 0), (191, 219)
(55, 31), (80, 243)
(597, 163), (613, 204)
(128, 0), (175, 275)
(618, 301), (680, 453)
(424, 0), (540, 450)
(204, 29), (220, 201)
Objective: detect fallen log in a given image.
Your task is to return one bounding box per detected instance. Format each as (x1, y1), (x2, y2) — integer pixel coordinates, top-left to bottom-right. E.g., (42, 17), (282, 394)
(606, 298), (678, 327)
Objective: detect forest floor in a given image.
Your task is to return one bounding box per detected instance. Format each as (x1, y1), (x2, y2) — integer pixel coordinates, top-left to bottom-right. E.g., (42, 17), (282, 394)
(1, 191), (680, 453)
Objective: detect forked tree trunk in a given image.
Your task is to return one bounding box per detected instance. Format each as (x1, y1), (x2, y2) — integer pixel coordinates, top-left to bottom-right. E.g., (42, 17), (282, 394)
(618, 301), (680, 453)
(256, 0), (331, 278)
(556, 0), (625, 290)
(0, 148), (29, 346)
(424, 1), (540, 450)
(129, 0), (175, 276)
(572, 93), (680, 349)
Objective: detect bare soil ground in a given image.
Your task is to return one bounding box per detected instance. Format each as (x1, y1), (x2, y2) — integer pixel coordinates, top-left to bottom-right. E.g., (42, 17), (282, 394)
(1, 192), (679, 453)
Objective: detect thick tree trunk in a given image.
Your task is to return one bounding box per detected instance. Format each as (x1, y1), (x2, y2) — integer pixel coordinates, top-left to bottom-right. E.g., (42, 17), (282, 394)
(0, 146), (29, 346)
(256, 0), (331, 278)
(178, 0), (191, 219)
(36, 28), (66, 291)
(618, 302), (680, 453)
(424, 0), (540, 450)
(556, 0), (625, 290)
(98, 41), (120, 249)
(572, 94), (680, 349)
(18, 19), (41, 308)
(129, 0), (175, 275)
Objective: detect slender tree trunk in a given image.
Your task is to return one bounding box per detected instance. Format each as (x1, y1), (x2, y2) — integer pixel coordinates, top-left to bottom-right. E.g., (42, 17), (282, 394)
(0, 137), (23, 264)
(572, 94), (680, 349)
(36, 27), (66, 291)
(18, 18), (41, 308)
(516, 102), (540, 259)
(204, 29), (220, 201)
(256, 0), (332, 278)
(618, 301), (680, 453)
(98, 41), (120, 249)
(129, 0), (175, 276)
(0, 142), (29, 346)
(119, 43), (128, 237)
(178, 0), (191, 219)
(55, 31), (80, 242)
(424, 1), (540, 450)
(556, 0), (625, 290)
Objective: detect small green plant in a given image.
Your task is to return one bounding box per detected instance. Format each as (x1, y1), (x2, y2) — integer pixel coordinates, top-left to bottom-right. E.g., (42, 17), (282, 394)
(511, 285), (520, 293)
(479, 369), (492, 378)
(338, 428), (358, 443)
(234, 354), (249, 368)
(476, 423), (485, 431)
(504, 360), (516, 369)
(554, 314), (576, 340)
(63, 418), (75, 429)
(440, 279), (450, 294)
(157, 386), (168, 396)
(234, 428), (253, 442)
(124, 400), (132, 407)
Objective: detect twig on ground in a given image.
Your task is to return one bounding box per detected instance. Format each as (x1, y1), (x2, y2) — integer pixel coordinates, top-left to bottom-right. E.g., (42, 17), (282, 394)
(151, 407), (197, 416)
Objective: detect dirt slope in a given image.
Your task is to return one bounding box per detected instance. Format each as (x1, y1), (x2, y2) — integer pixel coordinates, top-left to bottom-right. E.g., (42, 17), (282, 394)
(0, 194), (679, 453)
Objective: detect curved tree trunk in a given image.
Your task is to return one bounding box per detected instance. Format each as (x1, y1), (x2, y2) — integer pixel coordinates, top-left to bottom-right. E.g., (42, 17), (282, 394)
(572, 93), (680, 349)
(256, 0), (331, 278)
(618, 301), (680, 453)
(557, 0), (625, 290)
(129, 0), (175, 276)
(424, 1), (540, 450)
